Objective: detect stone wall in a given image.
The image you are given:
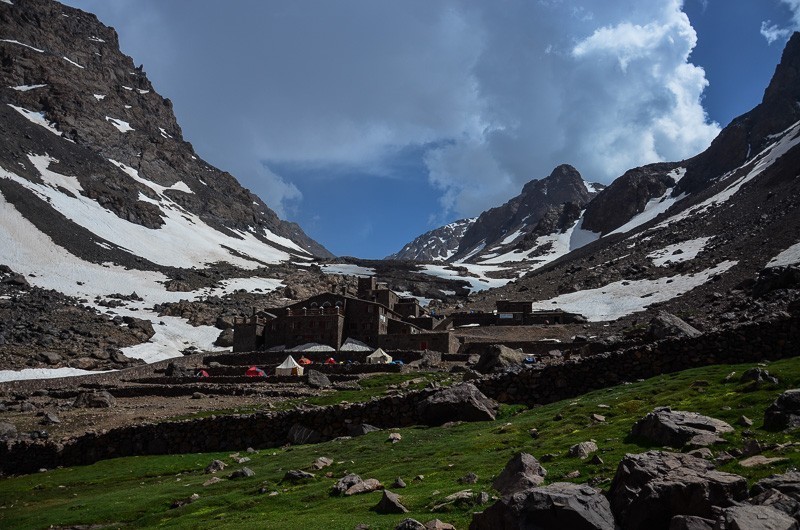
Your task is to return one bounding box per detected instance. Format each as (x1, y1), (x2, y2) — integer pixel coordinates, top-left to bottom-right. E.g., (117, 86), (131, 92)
(476, 315), (800, 405)
(0, 387), (440, 475)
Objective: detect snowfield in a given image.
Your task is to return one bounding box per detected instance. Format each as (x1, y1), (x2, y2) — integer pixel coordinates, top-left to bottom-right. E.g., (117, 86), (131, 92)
(648, 237), (713, 267)
(530, 260), (737, 322)
(767, 242), (800, 268)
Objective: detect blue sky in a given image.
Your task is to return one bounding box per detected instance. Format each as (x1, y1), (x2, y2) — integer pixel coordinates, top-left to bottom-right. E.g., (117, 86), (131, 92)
(64, 1), (799, 259)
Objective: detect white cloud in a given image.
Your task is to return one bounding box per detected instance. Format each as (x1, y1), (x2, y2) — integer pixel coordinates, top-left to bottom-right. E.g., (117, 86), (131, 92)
(761, 0), (800, 45)
(65, 0), (721, 222)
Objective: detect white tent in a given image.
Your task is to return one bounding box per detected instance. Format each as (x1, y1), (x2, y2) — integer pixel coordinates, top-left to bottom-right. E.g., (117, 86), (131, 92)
(366, 348), (393, 364)
(275, 355), (304, 376)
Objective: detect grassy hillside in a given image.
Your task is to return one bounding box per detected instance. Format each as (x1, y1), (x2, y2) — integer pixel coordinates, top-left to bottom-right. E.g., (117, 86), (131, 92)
(1, 357), (799, 529)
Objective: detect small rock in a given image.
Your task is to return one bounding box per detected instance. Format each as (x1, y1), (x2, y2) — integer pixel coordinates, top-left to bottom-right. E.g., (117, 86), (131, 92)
(740, 367), (779, 385)
(373, 490), (409, 514)
(688, 448), (714, 460)
(668, 515), (714, 530)
(424, 519), (455, 530)
(202, 477), (222, 487)
(388, 432), (402, 443)
(312, 456), (333, 470)
(592, 413), (606, 423)
(737, 415), (753, 427)
(393, 519), (424, 530)
(332, 473), (362, 496)
(40, 412), (60, 425)
(228, 467), (255, 479)
(742, 438), (764, 457)
(73, 391), (116, 409)
(590, 454), (604, 465)
(569, 441), (598, 459)
(528, 428), (539, 438)
(0, 422), (17, 440)
(191, 392), (204, 400)
(738, 455), (788, 468)
(764, 389), (800, 431)
(345, 478), (383, 496)
(284, 469), (316, 482)
(170, 493), (199, 509)
(564, 470), (581, 479)
(392, 477), (407, 489)
(458, 472), (478, 485)
(414, 475), (425, 482)
(716, 505), (796, 530)
(205, 460), (227, 474)
(19, 401), (36, 412)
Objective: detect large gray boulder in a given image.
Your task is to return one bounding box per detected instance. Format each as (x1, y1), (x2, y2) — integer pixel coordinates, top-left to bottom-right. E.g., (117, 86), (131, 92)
(608, 451), (748, 530)
(416, 383), (498, 425)
(73, 390), (116, 408)
(713, 505), (797, 530)
(306, 369), (331, 389)
(470, 482), (616, 530)
(492, 453), (548, 495)
(649, 312), (702, 340)
(750, 472), (800, 521)
(631, 408), (733, 447)
(474, 345), (528, 374)
(764, 390), (800, 430)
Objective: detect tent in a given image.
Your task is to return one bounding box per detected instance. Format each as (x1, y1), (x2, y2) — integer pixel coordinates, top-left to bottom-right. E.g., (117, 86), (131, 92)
(324, 357), (336, 365)
(298, 356), (313, 366)
(366, 348), (393, 364)
(275, 356), (304, 376)
(245, 366), (266, 377)
(196, 369), (210, 378)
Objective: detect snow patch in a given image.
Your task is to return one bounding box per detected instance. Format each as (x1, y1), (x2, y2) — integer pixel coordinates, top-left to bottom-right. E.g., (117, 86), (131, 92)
(159, 127), (172, 139)
(8, 104), (64, 138)
(10, 83), (46, 91)
(0, 367), (113, 383)
(648, 237), (713, 267)
(608, 189), (686, 236)
(0, 39), (44, 52)
(105, 116), (133, 132)
(88, 36), (105, 43)
(62, 56), (84, 68)
(767, 242), (800, 268)
(321, 263), (376, 277)
(419, 263), (513, 293)
(93, 94), (105, 100)
(531, 261), (737, 322)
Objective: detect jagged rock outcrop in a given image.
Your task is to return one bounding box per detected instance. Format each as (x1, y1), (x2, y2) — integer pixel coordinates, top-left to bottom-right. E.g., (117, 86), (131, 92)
(471, 482), (616, 530)
(631, 408), (734, 447)
(387, 218), (476, 262)
(764, 390), (800, 430)
(581, 162), (680, 235)
(491, 452), (547, 495)
(0, 0), (331, 266)
(607, 451), (748, 530)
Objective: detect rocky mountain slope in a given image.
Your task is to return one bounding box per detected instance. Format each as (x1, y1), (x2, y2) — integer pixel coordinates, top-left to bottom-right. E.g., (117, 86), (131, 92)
(390, 164), (604, 265)
(456, 33), (800, 332)
(0, 0), (341, 372)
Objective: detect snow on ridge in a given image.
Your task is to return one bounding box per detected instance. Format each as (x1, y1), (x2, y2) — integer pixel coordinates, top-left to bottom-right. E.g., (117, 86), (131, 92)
(584, 181), (602, 193)
(62, 56), (84, 69)
(87, 35), (104, 43)
(1, 156), (293, 269)
(531, 260), (737, 322)
(1, 39), (44, 52)
(1, 0), (14, 5)
(105, 116), (133, 132)
(0, 184), (289, 377)
(108, 158), (192, 196)
(10, 83), (46, 91)
(668, 167), (687, 182)
(8, 104), (64, 138)
(136, 89), (149, 94)
(159, 127), (172, 139)
(767, 241), (800, 268)
(419, 263), (514, 293)
(609, 189), (686, 236)
(648, 236), (713, 267)
(321, 264), (376, 277)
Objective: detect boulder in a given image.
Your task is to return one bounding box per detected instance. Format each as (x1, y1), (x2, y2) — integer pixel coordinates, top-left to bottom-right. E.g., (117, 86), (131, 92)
(416, 383), (498, 426)
(749, 488), (800, 521)
(425, 520), (456, 530)
(213, 328), (234, 347)
(764, 390), (800, 430)
(569, 441), (599, 459)
(740, 367), (779, 386)
(228, 467), (255, 479)
(668, 515), (714, 530)
(306, 369), (332, 389)
(608, 451), (748, 530)
(470, 482), (616, 530)
(631, 408), (733, 447)
(492, 453), (547, 495)
(347, 423), (380, 437)
(394, 519), (425, 530)
(373, 490), (408, 514)
(73, 390), (116, 408)
(332, 474), (363, 496)
(283, 469), (315, 482)
(750, 472), (800, 503)
(714, 505), (797, 530)
(474, 344), (528, 374)
(204, 459), (226, 474)
(432, 489), (483, 511)
(312, 457), (333, 470)
(649, 311), (702, 340)
(345, 478), (383, 496)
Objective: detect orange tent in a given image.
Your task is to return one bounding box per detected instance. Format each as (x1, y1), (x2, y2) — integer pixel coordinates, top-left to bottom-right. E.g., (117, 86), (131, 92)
(245, 366), (266, 377)
(298, 356), (312, 365)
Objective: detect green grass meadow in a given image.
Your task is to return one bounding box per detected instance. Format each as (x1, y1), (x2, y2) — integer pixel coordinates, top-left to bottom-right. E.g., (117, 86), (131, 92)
(1, 357), (799, 529)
